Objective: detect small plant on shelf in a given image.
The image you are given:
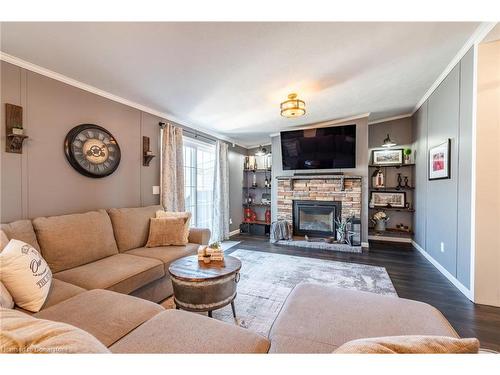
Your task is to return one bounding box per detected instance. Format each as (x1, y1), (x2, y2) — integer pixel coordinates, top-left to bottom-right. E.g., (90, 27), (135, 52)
(371, 211), (389, 231)
(403, 148), (412, 164)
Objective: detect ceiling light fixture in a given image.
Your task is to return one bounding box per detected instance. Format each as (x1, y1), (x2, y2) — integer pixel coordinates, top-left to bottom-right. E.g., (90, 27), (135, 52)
(382, 134), (397, 148)
(280, 93), (306, 118)
(255, 145), (268, 156)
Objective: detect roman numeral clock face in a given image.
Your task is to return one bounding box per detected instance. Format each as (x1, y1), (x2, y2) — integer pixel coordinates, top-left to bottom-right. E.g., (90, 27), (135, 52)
(64, 124), (121, 178)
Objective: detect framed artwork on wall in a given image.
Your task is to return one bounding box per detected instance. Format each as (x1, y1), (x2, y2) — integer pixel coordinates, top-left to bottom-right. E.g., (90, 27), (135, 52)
(429, 139), (451, 180)
(370, 191), (406, 208)
(372, 149), (404, 166)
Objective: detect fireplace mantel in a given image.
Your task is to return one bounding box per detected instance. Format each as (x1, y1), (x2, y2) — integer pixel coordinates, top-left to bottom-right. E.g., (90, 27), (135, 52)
(276, 174), (363, 191)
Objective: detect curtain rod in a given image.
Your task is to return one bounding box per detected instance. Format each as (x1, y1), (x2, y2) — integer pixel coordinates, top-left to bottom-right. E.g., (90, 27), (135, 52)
(159, 121), (225, 145)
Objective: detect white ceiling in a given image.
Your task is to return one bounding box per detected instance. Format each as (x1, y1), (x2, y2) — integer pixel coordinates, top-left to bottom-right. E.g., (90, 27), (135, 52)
(0, 22), (480, 146)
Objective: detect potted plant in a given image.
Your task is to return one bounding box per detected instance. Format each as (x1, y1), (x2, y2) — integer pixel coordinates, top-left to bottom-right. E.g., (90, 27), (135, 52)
(371, 211), (389, 231)
(403, 148), (412, 164)
(334, 217), (348, 243)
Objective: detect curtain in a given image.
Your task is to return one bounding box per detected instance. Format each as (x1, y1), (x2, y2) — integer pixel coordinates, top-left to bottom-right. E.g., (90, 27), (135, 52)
(160, 123), (185, 211)
(211, 140), (230, 242)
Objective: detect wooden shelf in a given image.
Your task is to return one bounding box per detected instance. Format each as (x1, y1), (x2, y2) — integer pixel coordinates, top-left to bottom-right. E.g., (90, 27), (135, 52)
(369, 228), (413, 243)
(369, 206), (415, 212)
(370, 187), (414, 191)
(243, 203), (271, 207)
(369, 164), (415, 168)
(242, 220), (270, 226)
(243, 186), (271, 190)
(244, 169), (271, 173)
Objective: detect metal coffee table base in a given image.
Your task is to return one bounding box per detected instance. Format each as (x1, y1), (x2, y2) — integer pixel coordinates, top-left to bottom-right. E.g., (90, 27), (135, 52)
(174, 297), (237, 318)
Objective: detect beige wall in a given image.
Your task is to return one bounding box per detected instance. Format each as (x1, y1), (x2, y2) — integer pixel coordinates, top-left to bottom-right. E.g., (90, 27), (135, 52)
(474, 40), (500, 307)
(1, 61), (161, 222)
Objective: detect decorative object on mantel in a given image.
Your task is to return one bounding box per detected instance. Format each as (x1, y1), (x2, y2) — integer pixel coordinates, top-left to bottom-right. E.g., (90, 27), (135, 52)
(381, 133), (397, 148)
(372, 211), (389, 231)
(404, 176), (410, 189)
(372, 149), (404, 166)
(280, 93), (306, 118)
(142, 136), (156, 166)
(5, 103), (28, 154)
(429, 139), (451, 180)
(403, 148), (412, 164)
(334, 217), (348, 243)
(370, 191), (406, 208)
(64, 124), (121, 178)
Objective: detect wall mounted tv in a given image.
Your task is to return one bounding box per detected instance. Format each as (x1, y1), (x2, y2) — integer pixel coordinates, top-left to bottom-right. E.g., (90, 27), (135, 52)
(280, 124), (356, 170)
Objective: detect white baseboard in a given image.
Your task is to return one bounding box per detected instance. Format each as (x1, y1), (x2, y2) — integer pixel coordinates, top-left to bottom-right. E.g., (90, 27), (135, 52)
(229, 229), (240, 237)
(411, 240), (473, 301)
(368, 235), (412, 243)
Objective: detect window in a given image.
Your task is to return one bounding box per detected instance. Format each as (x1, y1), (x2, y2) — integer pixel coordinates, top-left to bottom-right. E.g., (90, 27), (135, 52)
(183, 137), (216, 231)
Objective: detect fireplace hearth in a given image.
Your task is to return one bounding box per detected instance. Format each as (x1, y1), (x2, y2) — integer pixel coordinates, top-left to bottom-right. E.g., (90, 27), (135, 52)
(293, 200), (341, 238)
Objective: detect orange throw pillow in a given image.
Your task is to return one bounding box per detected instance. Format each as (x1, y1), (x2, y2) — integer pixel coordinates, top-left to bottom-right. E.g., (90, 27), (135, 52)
(155, 211), (191, 244)
(145, 217), (189, 247)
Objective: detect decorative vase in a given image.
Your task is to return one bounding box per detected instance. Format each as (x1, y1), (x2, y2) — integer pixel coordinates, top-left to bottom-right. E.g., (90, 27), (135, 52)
(336, 229), (345, 243)
(374, 219), (387, 231)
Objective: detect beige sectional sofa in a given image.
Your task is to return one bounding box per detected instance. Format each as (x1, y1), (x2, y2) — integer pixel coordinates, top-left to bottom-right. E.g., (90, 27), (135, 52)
(1, 206), (463, 353)
(1, 205), (271, 353)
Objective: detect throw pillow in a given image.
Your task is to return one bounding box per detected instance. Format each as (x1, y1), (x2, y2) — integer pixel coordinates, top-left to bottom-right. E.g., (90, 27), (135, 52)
(0, 239), (52, 312)
(333, 335), (480, 354)
(146, 217), (188, 247)
(0, 281), (14, 309)
(156, 210), (191, 243)
(0, 308), (110, 353)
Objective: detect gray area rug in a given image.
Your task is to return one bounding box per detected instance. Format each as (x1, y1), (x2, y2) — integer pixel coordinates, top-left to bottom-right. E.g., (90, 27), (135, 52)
(162, 249), (397, 337)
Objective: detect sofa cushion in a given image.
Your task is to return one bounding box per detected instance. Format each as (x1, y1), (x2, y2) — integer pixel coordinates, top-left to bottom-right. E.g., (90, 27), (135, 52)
(125, 244), (198, 272)
(34, 289), (164, 347)
(268, 283), (459, 353)
(155, 211), (192, 244)
(54, 253), (164, 294)
(146, 217), (189, 247)
(107, 205), (162, 252)
(1, 280), (14, 309)
(1, 220), (41, 251)
(41, 279), (86, 310)
(0, 239), (52, 312)
(1, 308), (110, 353)
(32, 210), (118, 273)
(333, 335), (480, 354)
(110, 309), (270, 353)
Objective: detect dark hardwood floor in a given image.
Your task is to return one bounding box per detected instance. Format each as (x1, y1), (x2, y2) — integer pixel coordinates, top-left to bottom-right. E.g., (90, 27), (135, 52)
(229, 234), (500, 351)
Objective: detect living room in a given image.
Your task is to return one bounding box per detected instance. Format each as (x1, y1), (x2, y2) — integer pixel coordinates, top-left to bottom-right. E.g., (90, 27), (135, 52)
(1, 1), (500, 372)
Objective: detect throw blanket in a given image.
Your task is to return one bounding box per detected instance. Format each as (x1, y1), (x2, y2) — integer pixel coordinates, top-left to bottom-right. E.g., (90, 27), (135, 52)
(270, 220), (292, 243)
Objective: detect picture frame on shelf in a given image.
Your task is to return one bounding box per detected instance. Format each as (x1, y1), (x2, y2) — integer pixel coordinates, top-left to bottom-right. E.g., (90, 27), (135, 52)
(429, 139), (451, 180)
(370, 191), (406, 208)
(372, 148), (404, 166)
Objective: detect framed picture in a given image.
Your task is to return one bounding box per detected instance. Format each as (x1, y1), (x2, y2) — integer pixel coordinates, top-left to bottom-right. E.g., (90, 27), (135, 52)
(372, 149), (404, 166)
(429, 139), (451, 180)
(370, 191), (406, 208)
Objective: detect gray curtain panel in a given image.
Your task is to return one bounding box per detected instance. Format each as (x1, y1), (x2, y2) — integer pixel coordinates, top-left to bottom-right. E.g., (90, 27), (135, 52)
(160, 123), (185, 212)
(212, 140), (230, 242)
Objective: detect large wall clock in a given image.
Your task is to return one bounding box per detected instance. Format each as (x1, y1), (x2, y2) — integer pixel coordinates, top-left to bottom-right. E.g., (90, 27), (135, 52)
(64, 124), (121, 178)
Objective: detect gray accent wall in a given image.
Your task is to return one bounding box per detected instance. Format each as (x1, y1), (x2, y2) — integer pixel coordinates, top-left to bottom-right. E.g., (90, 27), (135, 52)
(0, 61), (247, 225)
(412, 47), (474, 289)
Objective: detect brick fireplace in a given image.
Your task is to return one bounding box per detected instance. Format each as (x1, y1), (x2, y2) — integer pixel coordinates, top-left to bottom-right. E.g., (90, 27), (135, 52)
(276, 175), (362, 238)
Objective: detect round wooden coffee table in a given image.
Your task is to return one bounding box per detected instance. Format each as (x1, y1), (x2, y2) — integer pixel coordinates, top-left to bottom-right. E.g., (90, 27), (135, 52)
(168, 255), (242, 318)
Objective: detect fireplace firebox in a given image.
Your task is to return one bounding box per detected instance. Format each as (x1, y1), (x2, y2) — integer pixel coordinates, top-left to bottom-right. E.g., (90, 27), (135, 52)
(292, 200), (342, 238)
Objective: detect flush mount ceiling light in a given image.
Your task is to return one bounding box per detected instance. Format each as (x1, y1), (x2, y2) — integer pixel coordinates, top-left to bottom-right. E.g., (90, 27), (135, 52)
(382, 134), (397, 148)
(255, 145), (268, 156)
(280, 93), (306, 118)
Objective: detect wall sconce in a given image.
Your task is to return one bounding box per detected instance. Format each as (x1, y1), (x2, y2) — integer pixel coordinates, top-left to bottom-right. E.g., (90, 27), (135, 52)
(143, 136), (156, 166)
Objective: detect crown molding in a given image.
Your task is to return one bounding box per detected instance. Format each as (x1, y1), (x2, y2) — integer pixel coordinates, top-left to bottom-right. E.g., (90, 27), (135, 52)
(368, 113), (412, 125)
(411, 22), (497, 115)
(0, 51), (248, 148)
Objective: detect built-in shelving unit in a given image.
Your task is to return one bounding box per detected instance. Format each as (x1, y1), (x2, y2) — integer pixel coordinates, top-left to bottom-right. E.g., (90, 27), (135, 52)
(240, 157), (272, 236)
(368, 163), (415, 242)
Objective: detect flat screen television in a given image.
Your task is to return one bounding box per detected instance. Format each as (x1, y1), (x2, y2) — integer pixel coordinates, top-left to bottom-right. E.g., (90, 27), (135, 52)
(280, 124), (356, 170)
